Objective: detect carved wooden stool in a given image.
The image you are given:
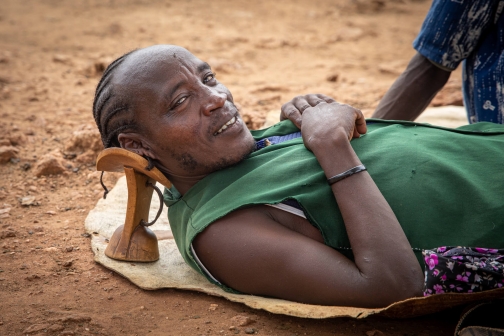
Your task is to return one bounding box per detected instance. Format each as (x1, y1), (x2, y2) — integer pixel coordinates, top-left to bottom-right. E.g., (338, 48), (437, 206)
(96, 148), (172, 262)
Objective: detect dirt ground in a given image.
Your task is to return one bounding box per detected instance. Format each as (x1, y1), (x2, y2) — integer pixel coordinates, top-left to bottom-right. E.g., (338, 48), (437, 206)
(0, 0), (467, 335)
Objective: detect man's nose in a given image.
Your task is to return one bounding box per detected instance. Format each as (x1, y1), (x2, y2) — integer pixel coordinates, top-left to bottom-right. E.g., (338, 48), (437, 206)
(201, 89), (227, 116)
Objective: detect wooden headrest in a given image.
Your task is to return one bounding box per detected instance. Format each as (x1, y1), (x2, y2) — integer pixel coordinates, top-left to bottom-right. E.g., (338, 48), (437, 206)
(96, 148), (172, 189)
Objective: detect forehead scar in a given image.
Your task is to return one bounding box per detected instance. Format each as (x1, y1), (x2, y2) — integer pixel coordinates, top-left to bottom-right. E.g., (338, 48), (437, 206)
(197, 62), (211, 73)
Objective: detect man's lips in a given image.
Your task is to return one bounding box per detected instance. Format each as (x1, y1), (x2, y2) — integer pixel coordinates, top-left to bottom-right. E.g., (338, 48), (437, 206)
(214, 114), (238, 136)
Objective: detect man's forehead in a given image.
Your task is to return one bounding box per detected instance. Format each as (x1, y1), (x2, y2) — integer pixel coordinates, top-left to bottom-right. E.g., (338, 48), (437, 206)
(115, 45), (206, 80)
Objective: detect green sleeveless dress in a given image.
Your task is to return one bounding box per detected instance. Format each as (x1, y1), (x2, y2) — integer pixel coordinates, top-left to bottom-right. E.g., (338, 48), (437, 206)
(164, 119), (504, 292)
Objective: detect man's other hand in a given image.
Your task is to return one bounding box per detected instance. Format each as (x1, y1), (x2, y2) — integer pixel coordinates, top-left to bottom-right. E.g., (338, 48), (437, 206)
(301, 102), (366, 152)
(280, 94), (336, 128)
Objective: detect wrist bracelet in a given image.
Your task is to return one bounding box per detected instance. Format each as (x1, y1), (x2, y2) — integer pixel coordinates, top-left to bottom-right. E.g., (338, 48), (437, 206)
(327, 164), (367, 185)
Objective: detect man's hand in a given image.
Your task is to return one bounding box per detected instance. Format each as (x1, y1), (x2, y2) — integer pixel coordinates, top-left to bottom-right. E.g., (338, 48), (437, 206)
(300, 102), (367, 152)
(280, 94), (336, 128)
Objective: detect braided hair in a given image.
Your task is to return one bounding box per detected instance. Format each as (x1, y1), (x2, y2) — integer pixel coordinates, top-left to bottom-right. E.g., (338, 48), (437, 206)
(92, 50), (138, 148)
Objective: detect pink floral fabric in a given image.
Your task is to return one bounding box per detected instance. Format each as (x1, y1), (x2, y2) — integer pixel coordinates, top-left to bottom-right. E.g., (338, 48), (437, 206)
(423, 246), (504, 296)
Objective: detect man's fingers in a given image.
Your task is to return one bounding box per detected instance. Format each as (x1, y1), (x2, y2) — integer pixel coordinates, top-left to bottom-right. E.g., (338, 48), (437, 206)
(354, 108), (367, 136)
(280, 94), (347, 130)
(306, 95), (328, 107)
(293, 96), (313, 113)
(297, 94), (335, 110)
(280, 103), (303, 128)
(316, 94), (337, 104)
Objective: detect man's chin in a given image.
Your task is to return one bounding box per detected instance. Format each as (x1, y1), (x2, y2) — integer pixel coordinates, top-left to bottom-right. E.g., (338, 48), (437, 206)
(207, 138), (256, 173)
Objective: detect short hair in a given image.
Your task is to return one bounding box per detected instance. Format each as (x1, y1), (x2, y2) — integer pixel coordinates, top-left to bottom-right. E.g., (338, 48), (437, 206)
(92, 50), (137, 148)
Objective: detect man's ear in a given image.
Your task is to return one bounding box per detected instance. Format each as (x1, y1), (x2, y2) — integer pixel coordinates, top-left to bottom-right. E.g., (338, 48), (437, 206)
(117, 133), (158, 159)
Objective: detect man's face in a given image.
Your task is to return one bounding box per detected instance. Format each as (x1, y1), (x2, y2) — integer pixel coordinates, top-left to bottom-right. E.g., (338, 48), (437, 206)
(114, 45), (256, 177)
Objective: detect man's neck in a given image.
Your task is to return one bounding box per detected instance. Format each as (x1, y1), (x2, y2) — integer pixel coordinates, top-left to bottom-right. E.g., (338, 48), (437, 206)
(169, 175), (206, 196)
(157, 145), (256, 195)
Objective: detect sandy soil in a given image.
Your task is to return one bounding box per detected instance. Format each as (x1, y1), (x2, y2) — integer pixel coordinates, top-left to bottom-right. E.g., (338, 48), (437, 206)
(0, 0), (466, 335)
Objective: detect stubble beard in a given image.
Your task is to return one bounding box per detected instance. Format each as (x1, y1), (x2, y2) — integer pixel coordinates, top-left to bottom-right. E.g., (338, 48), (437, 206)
(177, 136), (256, 174)
(206, 139), (257, 172)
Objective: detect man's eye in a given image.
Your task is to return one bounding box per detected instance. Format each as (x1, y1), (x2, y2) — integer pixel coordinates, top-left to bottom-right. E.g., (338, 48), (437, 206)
(175, 97), (187, 106)
(203, 73), (215, 83)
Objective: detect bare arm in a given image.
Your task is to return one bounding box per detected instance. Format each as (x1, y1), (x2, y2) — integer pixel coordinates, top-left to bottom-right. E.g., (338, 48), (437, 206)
(194, 102), (423, 308)
(372, 52), (451, 121)
(302, 102), (423, 305)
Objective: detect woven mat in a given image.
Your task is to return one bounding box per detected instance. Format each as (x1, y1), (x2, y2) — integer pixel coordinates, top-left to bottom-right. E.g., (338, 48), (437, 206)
(85, 176), (504, 319)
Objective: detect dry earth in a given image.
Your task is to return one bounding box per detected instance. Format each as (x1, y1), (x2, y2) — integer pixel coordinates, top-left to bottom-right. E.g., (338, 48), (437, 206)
(0, 0), (466, 335)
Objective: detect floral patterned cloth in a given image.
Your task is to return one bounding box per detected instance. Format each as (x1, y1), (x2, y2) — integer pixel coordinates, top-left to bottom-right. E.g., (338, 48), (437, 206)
(423, 247), (504, 296)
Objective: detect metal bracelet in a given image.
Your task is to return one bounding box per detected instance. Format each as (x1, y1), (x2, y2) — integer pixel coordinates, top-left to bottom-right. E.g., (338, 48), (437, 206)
(327, 164), (367, 185)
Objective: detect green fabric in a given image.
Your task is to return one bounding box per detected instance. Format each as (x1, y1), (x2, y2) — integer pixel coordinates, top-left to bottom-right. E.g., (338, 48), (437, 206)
(164, 119), (504, 291)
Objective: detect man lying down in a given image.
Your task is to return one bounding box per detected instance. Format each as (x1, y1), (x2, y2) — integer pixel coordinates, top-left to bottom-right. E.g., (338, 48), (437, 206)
(92, 45), (504, 308)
